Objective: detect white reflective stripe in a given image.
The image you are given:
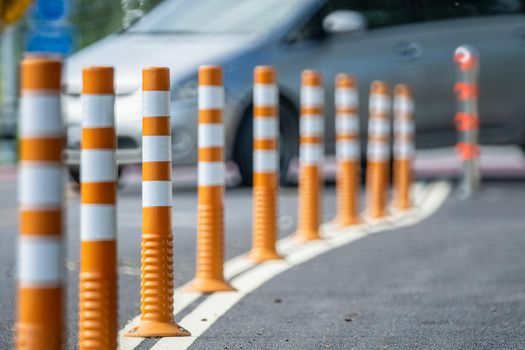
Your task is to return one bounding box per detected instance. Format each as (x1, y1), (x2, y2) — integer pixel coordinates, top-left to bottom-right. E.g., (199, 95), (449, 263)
(367, 141), (389, 161)
(82, 95), (115, 128)
(394, 120), (415, 135)
(336, 115), (359, 135)
(81, 150), (116, 182)
(335, 88), (358, 109)
(143, 91), (170, 117)
(254, 118), (277, 140)
(143, 136), (172, 162)
(199, 86), (224, 109)
(81, 204), (116, 241)
(198, 124), (224, 148)
(337, 140), (360, 161)
(198, 162), (224, 186)
(394, 142), (414, 158)
(19, 164), (63, 206)
(20, 95), (62, 137)
(254, 150), (277, 172)
(300, 143), (323, 165)
(369, 94), (390, 115)
(300, 116), (324, 137)
(301, 86), (324, 107)
(254, 85), (277, 106)
(368, 118), (390, 137)
(143, 181), (172, 207)
(18, 236), (62, 285)
(394, 96), (414, 116)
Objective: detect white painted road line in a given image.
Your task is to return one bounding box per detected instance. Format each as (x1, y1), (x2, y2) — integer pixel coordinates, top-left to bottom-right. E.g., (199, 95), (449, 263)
(119, 181), (450, 350)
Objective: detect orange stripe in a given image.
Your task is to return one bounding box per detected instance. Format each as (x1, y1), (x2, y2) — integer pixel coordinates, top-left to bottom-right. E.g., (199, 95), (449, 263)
(370, 81), (389, 95)
(20, 58), (61, 91)
(394, 84), (411, 97)
(199, 148), (223, 162)
(20, 210), (62, 236)
(254, 66), (276, 84)
(254, 139), (277, 150)
(80, 240), (117, 274)
(199, 110), (222, 123)
(254, 172), (277, 187)
(143, 117), (170, 136)
(17, 287), (62, 345)
(142, 162), (171, 181)
(142, 207), (171, 235)
(81, 182), (116, 204)
(301, 107), (323, 115)
(336, 134), (358, 141)
(82, 67), (114, 94)
(301, 70), (322, 86)
(198, 185), (223, 205)
(254, 106), (277, 117)
(336, 74), (356, 88)
(301, 136), (323, 144)
(369, 135), (389, 142)
(199, 66), (222, 86)
(336, 107), (357, 114)
(81, 128), (116, 149)
(142, 67), (170, 91)
(20, 138), (63, 162)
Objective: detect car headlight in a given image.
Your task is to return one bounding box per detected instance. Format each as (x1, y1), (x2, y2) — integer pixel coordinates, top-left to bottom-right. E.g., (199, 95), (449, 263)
(171, 79), (198, 101)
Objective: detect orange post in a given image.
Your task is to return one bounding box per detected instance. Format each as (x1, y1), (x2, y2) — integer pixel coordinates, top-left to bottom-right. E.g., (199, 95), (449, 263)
(126, 68), (190, 337)
(294, 70), (324, 241)
(16, 57), (64, 350)
(248, 66), (284, 262)
(393, 84), (415, 210)
(186, 66), (235, 292)
(332, 74), (360, 226)
(78, 67), (118, 349)
(365, 81), (391, 219)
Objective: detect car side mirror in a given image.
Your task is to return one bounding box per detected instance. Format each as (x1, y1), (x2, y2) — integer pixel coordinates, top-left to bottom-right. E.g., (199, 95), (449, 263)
(323, 10), (367, 35)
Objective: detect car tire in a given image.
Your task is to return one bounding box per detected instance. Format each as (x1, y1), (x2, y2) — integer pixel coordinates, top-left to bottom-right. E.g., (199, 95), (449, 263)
(234, 101), (299, 187)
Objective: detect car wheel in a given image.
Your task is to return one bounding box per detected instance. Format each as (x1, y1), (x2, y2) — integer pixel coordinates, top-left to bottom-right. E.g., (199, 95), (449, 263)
(233, 101), (299, 186)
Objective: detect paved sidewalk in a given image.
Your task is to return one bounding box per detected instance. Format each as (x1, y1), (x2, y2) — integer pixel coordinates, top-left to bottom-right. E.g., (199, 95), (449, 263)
(189, 182), (525, 350)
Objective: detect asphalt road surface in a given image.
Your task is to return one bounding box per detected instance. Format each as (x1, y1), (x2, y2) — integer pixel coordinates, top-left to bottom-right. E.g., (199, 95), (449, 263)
(1, 169), (525, 349)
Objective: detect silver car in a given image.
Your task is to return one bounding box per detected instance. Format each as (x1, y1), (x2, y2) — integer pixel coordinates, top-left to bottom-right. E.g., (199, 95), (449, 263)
(63, 0), (525, 184)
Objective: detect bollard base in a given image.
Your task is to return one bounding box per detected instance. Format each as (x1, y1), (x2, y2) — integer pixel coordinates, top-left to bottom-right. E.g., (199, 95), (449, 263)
(330, 216), (362, 228)
(248, 249), (284, 263)
(125, 320), (191, 337)
(185, 277), (236, 293)
(293, 230), (323, 242)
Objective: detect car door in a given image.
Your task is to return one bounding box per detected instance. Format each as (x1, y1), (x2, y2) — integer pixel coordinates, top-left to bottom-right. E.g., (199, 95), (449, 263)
(412, 0), (525, 147)
(275, 0), (429, 155)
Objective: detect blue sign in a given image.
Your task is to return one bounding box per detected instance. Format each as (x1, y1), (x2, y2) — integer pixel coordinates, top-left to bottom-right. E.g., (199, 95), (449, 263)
(25, 0), (75, 56)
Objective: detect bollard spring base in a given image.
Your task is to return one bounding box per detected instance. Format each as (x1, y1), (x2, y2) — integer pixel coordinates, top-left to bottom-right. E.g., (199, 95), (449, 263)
(185, 277), (236, 293)
(125, 321), (191, 338)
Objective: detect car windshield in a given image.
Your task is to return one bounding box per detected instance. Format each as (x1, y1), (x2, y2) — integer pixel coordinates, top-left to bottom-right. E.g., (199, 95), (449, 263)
(128, 0), (308, 35)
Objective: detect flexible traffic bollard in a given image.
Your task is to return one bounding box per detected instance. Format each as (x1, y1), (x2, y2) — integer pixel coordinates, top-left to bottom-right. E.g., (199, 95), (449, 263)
(454, 45), (480, 198)
(126, 68), (190, 337)
(365, 81), (391, 219)
(393, 84), (415, 211)
(332, 74), (360, 227)
(186, 66), (235, 292)
(79, 67), (118, 349)
(16, 57), (64, 350)
(248, 66), (283, 262)
(294, 70), (324, 241)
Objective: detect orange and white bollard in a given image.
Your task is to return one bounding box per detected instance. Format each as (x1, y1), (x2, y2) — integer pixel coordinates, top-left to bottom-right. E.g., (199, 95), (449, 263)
(248, 66), (283, 262)
(332, 74), (360, 226)
(186, 66), (235, 292)
(294, 70), (324, 241)
(16, 57), (64, 350)
(365, 81), (391, 219)
(126, 68), (190, 337)
(454, 45), (480, 198)
(79, 67), (118, 349)
(393, 84), (415, 211)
